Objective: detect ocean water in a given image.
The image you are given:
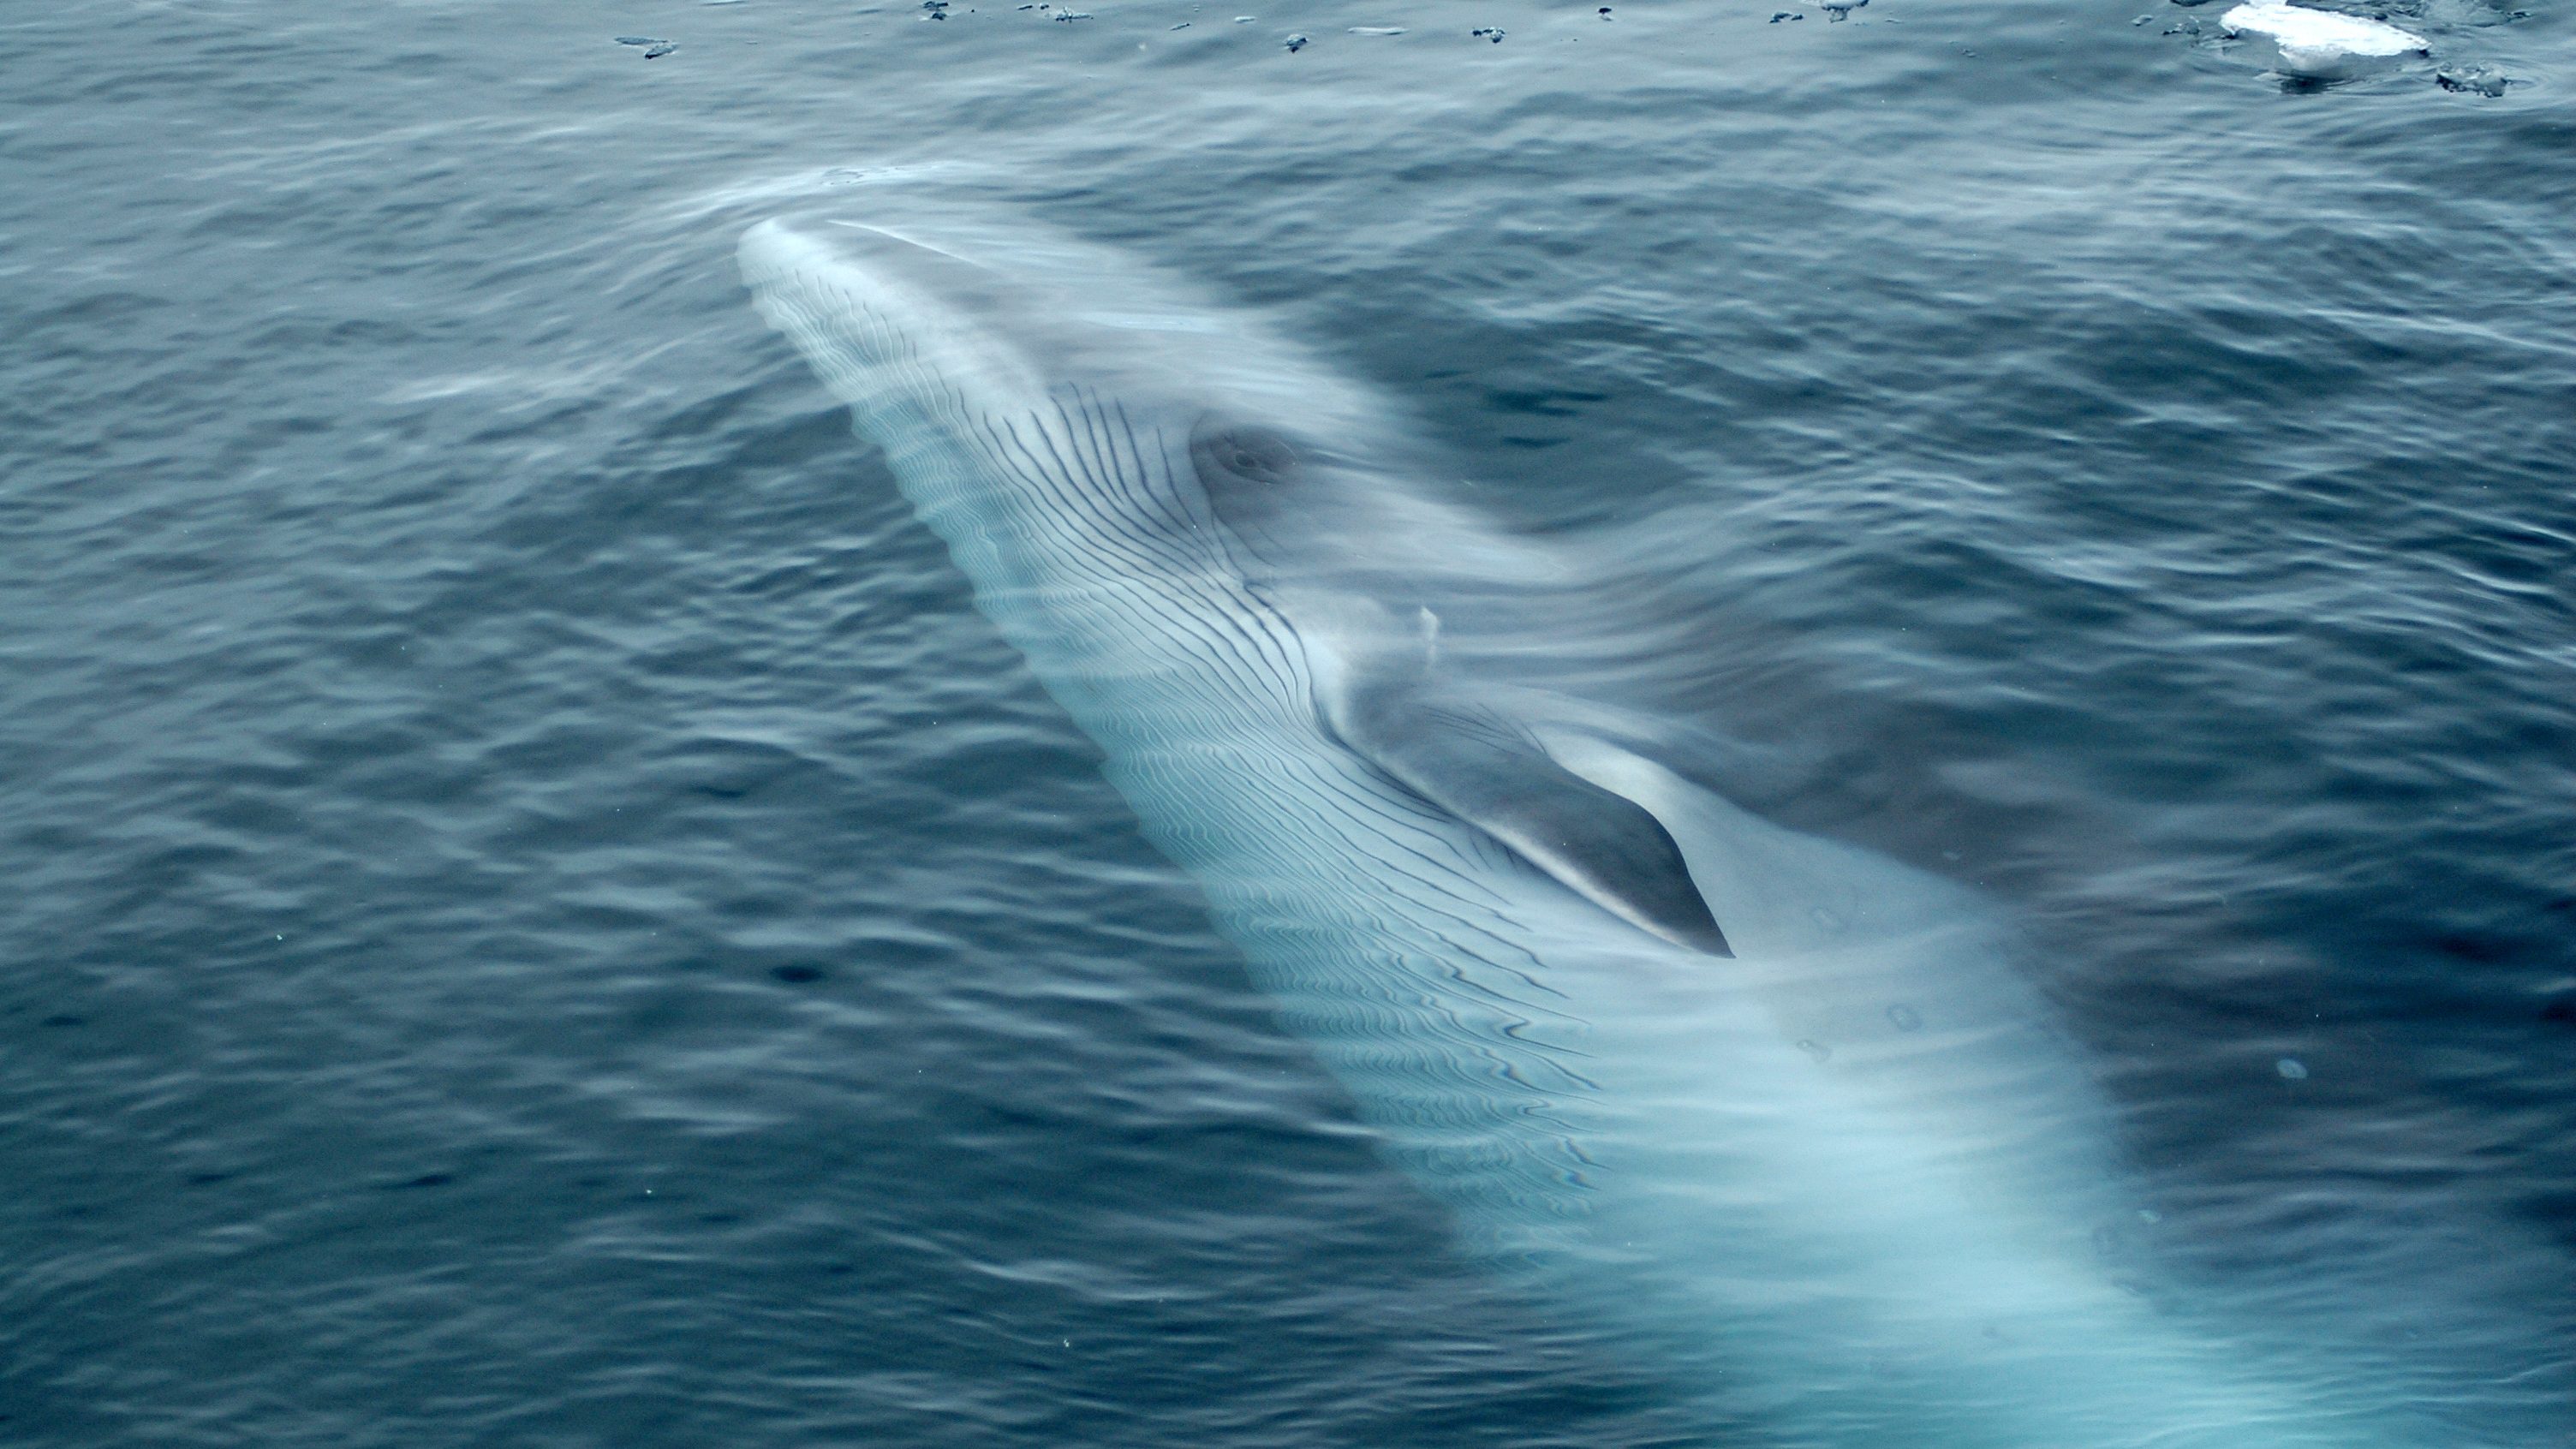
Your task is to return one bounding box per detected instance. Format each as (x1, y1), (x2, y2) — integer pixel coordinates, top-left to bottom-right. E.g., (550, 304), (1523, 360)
(3, 1), (2571, 1446)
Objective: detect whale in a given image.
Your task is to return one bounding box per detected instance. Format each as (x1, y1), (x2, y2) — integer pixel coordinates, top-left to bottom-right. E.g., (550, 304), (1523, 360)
(737, 202), (2487, 1446)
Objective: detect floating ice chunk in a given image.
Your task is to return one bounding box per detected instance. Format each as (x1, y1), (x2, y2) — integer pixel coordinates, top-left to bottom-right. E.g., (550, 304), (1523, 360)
(2276, 1057), (2310, 1079)
(2436, 63), (2507, 94)
(2220, 1), (2427, 78)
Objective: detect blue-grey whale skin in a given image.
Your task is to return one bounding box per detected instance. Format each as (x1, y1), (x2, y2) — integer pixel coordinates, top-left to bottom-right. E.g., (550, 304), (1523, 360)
(738, 206), (2461, 1447)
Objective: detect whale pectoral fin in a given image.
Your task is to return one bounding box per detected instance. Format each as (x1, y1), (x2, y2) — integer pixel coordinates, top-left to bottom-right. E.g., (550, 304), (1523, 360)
(1341, 692), (1732, 957)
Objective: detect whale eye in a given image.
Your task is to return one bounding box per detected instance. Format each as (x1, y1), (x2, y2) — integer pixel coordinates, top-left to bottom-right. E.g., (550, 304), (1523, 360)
(1190, 422), (1299, 489)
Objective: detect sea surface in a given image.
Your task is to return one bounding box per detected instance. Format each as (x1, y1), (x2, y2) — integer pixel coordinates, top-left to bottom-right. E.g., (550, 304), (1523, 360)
(3, 1), (2571, 1445)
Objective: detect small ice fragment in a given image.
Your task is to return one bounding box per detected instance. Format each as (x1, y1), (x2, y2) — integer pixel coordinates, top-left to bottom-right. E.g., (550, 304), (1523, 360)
(1887, 1004), (1923, 1032)
(1171, 19), (1191, 27)
(644, 41), (679, 56)
(2133, 12), (2154, 21)
(615, 35), (662, 45)
(1053, 9), (1091, 18)
(1235, 14), (1256, 20)
(1821, 0), (1864, 19)
(1284, 31), (1307, 49)
(1349, 25), (1404, 34)
(2276, 1057), (2309, 1079)
(1770, 10), (1804, 19)
(1796, 1039), (1834, 1064)
(1471, 26), (1506, 40)
(2219, 1), (2426, 80)
(2436, 64), (2506, 95)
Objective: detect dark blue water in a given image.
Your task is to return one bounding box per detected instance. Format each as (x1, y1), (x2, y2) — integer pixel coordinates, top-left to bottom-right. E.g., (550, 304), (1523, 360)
(3, 1), (2570, 1444)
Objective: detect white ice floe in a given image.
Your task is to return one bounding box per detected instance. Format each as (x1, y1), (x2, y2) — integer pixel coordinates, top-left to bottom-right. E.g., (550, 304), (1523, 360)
(2220, 0), (2428, 79)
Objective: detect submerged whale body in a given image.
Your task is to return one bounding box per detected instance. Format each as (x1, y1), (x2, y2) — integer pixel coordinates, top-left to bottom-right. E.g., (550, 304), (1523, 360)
(739, 205), (2478, 1446)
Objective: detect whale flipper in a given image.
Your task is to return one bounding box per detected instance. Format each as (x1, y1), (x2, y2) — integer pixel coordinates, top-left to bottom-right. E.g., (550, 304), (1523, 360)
(1329, 677), (1732, 957)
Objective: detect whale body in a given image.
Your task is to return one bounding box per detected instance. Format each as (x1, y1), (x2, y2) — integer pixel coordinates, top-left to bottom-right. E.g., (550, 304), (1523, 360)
(738, 203), (2464, 1446)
